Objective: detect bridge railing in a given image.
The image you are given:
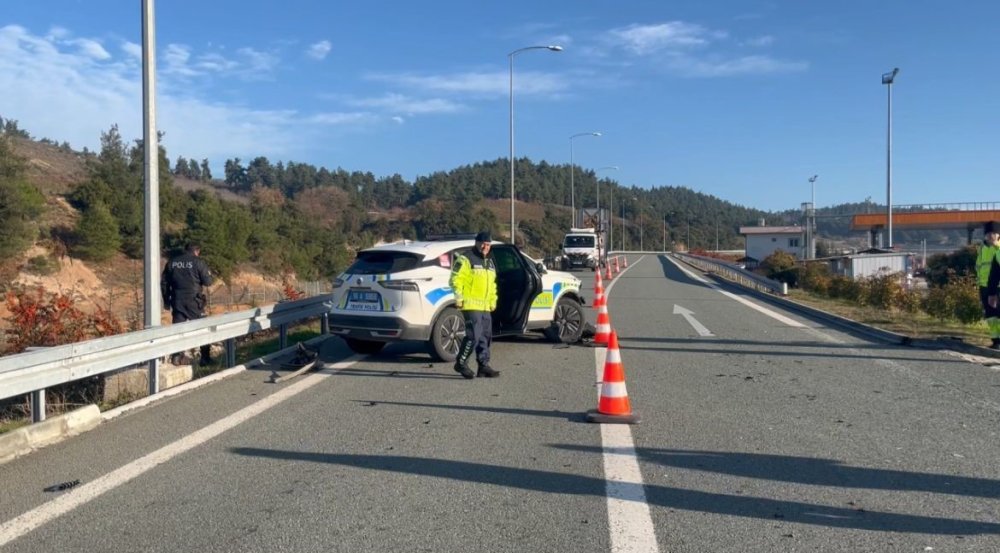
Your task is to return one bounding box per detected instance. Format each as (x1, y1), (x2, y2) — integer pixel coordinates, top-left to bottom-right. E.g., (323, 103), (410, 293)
(673, 253), (788, 296)
(0, 295), (332, 423)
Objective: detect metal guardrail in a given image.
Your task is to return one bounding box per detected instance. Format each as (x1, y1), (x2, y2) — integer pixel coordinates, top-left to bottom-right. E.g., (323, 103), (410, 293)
(672, 253), (788, 296)
(0, 295), (333, 423)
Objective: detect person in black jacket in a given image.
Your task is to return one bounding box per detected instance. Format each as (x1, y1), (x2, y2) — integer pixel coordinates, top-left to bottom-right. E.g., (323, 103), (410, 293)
(161, 242), (215, 365)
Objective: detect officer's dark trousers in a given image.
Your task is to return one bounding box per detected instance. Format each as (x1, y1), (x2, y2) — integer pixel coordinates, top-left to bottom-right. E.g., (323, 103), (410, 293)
(172, 295), (212, 361)
(457, 311), (492, 368)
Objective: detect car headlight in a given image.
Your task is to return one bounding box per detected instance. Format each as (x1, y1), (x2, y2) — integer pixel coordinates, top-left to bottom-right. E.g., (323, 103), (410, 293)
(332, 277), (345, 288)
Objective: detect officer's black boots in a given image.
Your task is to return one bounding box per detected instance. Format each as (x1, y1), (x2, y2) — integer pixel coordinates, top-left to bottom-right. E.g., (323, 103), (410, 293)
(477, 364), (500, 378)
(453, 361), (474, 379)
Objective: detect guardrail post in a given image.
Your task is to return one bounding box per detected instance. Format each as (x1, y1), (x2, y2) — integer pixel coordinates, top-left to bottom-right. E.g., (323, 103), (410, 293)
(279, 324), (288, 349)
(31, 390), (46, 423)
(320, 313), (329, 335)
(225, 339), (236, 368)
(781, 282), (788, 296)
(148, 358), (160, 395)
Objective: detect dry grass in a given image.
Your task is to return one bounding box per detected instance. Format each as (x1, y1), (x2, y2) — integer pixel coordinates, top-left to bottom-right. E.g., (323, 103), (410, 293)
(786, 289), (990, 346)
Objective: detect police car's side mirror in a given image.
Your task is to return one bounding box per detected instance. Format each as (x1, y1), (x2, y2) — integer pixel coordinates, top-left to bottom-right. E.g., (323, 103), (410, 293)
(535, 262), (547, 273)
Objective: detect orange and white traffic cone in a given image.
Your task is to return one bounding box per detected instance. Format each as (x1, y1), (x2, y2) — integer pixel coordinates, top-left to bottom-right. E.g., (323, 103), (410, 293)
(614, 256), (620, 274)
(593, 270), (605, 308)
(587, 330), (640, 424)
(623, 256), (628, 268)
(593, 301), (611, 346)
(605, 262), (613, 280)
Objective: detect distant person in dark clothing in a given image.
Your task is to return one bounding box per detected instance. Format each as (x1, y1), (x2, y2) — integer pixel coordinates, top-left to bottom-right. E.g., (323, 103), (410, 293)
(162, 243), (215, 365)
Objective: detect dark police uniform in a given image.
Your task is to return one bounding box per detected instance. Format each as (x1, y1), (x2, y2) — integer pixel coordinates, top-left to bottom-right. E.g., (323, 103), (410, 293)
(161, 248), (214, 362)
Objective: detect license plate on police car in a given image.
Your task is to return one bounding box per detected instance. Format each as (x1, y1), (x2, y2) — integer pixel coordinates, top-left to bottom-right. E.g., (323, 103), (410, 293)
(347, 290), (382, 311)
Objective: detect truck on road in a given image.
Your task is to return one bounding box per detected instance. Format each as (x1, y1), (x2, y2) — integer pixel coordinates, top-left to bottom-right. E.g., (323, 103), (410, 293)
(559, 227), (604, 271)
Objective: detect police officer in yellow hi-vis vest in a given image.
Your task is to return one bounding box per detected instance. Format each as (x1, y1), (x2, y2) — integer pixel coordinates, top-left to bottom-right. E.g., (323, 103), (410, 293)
(977, 221), (1000, 349)
(449, 231), (500, 379)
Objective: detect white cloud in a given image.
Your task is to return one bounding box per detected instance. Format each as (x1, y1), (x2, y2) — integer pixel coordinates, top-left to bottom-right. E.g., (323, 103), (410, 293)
(74, 38), (110, 60)
(306, 40), (332, 60)
(0, 25), (378, 172)
(367, 70), (566, 97)
(667, 54), (807, 77)
(391, 116), (405, 124)
(348, 93), (465, 114)
(608, 22), (722, 54)
(121, 41), (142, 60)
(745, 35), (775, 47)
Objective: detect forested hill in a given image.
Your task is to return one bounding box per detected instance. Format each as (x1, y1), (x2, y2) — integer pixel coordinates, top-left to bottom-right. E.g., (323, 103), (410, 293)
(2, 116), (906, 285)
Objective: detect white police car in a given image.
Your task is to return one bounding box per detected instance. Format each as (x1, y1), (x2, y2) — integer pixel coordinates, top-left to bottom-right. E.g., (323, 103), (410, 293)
(327, 236), (586, 361)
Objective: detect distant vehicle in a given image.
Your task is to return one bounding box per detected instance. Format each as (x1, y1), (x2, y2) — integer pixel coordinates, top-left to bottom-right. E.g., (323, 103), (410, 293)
(560, 227), (603, 271)
(326, 236), (587, 361)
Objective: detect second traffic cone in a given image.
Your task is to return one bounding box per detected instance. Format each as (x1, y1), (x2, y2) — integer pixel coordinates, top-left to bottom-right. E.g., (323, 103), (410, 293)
(592, 301), (611, 346)
(605, 263), (613, 280)
(614, 256), (620, 274)
(593, 269), (605, 308)
(623, 256), (629, 268)
(587, 331), (639, 424)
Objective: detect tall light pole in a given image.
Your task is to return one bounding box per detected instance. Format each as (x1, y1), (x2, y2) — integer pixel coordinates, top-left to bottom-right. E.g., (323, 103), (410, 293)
(509, 44), (562, 245)
(882, 67), (899, 249)
(569, 132), (601, 227)
(808, 174), (818, 259)
(596, 166), (617, 260)
(663, 215), (667, 252)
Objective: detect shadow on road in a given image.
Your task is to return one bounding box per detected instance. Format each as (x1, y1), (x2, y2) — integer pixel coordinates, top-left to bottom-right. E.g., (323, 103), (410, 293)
(229, 446), (1000, 535)
(348, 399), (585, 422)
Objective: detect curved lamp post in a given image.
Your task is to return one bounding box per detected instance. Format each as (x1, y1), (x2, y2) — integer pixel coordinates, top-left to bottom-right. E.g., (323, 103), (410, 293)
(569, 131), (600, 227)
(509, 44), (562, 245)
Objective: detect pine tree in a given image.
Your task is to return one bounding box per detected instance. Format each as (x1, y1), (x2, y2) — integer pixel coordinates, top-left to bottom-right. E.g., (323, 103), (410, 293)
(74, 202), (121, 261)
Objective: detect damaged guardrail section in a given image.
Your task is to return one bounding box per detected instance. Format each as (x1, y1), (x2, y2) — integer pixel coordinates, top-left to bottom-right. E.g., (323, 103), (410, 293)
(0, 295), (332, 423)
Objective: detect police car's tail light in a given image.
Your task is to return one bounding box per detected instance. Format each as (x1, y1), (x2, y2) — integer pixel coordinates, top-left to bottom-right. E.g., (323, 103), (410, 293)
(379, 279), (419, 292)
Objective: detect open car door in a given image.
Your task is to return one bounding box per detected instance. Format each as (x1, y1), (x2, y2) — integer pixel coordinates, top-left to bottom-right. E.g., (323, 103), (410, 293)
(490, 244), (543, 336)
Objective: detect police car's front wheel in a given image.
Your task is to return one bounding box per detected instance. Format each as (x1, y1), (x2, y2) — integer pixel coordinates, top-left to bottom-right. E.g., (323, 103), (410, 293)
(428, 307), (465, 362)
(544, 297), (584, 343)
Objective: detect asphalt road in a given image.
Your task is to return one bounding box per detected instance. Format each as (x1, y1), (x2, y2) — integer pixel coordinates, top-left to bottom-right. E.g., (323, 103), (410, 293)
(2, 254), (999, 552)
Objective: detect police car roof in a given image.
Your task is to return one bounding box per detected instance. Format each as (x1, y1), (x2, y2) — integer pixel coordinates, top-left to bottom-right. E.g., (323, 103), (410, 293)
(360, 238), (503, 257)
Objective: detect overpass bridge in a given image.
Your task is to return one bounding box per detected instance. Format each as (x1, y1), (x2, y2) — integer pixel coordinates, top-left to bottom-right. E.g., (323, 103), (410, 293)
(2, 254), (999, 551)
(850, 202), (1000, 244)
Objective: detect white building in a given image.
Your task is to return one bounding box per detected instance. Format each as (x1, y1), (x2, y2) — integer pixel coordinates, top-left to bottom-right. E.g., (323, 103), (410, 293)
(739, 225), (805, 264)
(827, 250), (912, 279)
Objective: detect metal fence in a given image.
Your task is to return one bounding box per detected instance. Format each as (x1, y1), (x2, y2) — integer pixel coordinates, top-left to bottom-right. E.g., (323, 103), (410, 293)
(0, 295), (333, 423)
(672, 252), (788, 296)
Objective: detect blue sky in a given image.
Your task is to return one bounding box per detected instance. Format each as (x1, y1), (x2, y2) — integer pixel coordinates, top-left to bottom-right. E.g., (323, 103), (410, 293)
(1, 0), (997, 212)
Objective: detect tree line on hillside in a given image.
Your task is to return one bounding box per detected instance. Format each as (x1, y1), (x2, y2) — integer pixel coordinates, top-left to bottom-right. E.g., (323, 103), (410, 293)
(4, 115), (927, 288)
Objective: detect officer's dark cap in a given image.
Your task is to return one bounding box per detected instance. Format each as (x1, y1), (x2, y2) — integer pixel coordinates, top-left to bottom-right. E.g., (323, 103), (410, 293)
(475, 231), (492, 243)
(185, 242), (201, 253)
(985, 222), (1000, 234)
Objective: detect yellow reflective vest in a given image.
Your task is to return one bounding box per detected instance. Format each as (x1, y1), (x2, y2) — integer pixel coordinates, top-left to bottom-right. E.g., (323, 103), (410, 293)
(976, 242), (998, 287)
(450, 251), (497, 312)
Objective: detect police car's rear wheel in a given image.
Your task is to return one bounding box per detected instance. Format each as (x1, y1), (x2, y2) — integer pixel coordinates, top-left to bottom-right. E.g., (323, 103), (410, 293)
(345, 338), (387, 355)
(544, 297), (584, 343)
(428, 307), (464, 362)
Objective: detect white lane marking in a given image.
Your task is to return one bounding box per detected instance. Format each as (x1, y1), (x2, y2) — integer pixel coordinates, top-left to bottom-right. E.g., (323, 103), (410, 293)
(604, 255), (642, 298)
(672, 304), (714, 337)
(594, 345), (660, 553)
(667, 255), (805, 328)
(0, 356), (360, 547)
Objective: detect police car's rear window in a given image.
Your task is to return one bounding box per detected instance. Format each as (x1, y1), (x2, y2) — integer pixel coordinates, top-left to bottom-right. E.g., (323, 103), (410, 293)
(347, 251), (422, 274)
(564, 236), (595, 247)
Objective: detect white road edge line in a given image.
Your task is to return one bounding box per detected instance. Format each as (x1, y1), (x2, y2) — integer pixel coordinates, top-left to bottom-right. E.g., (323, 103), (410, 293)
(595, 343), (660, 553)
(666, 255), (805, 328)
(0, 356), (361, 548)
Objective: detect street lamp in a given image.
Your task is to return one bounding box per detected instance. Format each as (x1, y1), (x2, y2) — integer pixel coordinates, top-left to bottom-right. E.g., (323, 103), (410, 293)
(569, 132), (601, 227)
(596, 166), (618, 260)
(808, 174), (818, 259)
(509, 44), (562, 245)
(882, 67), (899, 249)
